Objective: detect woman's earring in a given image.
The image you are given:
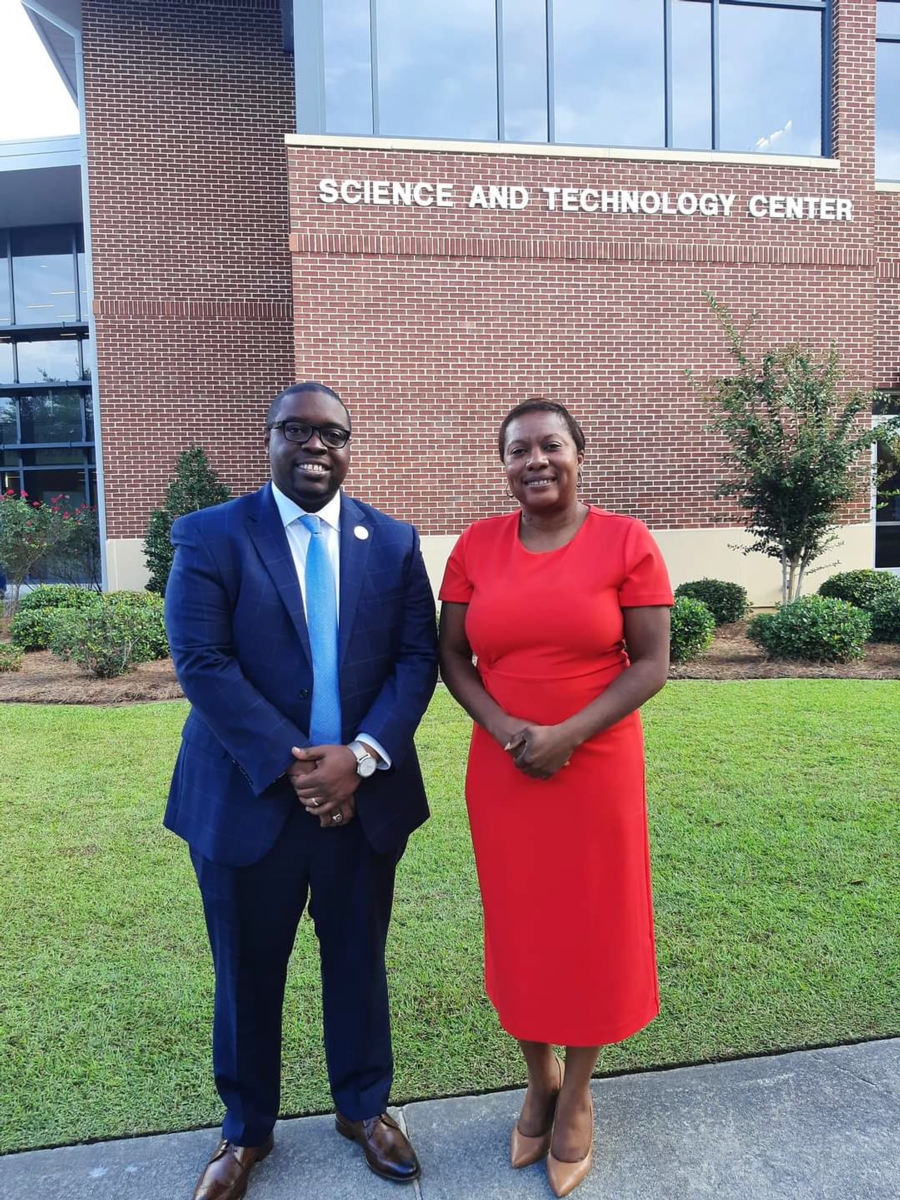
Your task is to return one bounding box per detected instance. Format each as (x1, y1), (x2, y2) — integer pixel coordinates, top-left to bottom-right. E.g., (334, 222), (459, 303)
(577, 468), (584, 491)
(504, 485), (514, 500)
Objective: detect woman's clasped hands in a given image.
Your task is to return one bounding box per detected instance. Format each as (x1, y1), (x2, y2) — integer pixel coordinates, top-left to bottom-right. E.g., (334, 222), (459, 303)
(495, 716), (577, 780)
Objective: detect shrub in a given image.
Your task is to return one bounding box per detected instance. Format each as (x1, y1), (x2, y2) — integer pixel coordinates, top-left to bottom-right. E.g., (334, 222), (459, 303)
(143, 447), (230, 595)
(747, 596), (871, 663)
(669, 596), (716, 664)
(101, 591), (168, 661)
(0, 643), (24, 673)
(50, 602), (165, 679)
(818, 569), (900, 613)
(18, 584), (98, 612)
(674, 579), (749, 626)
(870, 595), (900, 644)
(10, 608), (59, 652)
(0, 490), (98, 614)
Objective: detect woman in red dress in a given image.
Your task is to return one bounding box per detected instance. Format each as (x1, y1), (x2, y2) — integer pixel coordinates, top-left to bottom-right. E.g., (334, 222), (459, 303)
(439, 399), (673, 1197)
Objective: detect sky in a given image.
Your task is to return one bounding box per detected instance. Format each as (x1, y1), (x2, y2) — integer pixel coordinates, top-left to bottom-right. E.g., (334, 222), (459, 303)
(0, 0), (80, 142)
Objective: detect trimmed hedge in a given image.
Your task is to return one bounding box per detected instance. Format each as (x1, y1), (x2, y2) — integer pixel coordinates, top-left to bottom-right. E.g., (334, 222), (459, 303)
(17, 584), (98, 612)
(9, 609), (58, 652)
(669, 596), (716, 664)
(870, 595), (900, 644)
(748, 596), (871, 664)
(674, 578), (749, 626)
(818, 569), (900, 614)
(0, 643), (24, 673)
(99, 592), (169, 662)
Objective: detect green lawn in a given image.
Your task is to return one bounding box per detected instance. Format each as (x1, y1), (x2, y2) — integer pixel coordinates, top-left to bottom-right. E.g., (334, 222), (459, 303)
(1, 681), (898, 1153)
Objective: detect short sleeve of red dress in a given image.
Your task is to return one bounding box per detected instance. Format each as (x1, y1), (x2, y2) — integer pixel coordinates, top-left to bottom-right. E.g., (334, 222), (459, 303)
(438, 530), (475, 604)
(618, 519), (674, 608)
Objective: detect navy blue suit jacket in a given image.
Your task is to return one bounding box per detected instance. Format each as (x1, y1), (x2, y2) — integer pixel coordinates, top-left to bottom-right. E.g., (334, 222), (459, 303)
(164, 484), (438, 867)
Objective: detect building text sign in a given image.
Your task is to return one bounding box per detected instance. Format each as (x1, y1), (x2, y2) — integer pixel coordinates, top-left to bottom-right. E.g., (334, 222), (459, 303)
(317, 178), (853, 221)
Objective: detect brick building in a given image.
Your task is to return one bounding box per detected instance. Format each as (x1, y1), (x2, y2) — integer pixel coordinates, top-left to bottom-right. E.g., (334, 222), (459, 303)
(3, 0), (900, 602)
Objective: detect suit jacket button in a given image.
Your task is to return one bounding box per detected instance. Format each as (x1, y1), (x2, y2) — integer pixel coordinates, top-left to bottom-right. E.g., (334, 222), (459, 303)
(299, 688), (309, 698)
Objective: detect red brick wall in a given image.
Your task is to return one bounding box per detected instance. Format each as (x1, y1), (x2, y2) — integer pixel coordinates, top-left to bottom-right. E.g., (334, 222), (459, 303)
(82, 0), (295, 538)
(287, 0), (892, 535)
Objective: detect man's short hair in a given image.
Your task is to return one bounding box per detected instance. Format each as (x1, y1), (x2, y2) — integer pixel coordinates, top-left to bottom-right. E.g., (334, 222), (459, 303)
(266, 382), (351, 430)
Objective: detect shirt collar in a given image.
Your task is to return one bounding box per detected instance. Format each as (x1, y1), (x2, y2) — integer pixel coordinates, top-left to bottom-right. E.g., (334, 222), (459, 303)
(271, 482), (342, 533)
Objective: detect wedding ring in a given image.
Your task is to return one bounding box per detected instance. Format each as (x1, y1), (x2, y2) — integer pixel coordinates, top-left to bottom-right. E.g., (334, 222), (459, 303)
(311, 798), (321, 807)
(332, 812), (343, 824)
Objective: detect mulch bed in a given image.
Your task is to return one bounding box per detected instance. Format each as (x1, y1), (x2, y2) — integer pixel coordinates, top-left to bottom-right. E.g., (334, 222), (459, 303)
(0, 621), (897, 704)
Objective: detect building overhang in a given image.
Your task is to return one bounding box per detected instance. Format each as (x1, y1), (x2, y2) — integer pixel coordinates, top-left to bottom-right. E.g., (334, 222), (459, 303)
(0, 137), (82, 227)
(20, 0), (81, 102)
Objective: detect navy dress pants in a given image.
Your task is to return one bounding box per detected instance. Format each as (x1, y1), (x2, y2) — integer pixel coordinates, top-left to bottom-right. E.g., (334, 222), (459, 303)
(191, 801), (403, 1147)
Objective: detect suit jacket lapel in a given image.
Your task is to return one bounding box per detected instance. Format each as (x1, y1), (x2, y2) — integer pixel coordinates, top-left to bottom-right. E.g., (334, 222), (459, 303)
(245, 483), (312, 666)
(339, 494), (371, 669)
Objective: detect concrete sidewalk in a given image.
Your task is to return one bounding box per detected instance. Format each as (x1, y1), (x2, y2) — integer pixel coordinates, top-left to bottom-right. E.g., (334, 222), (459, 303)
(2, 1039), (898, 1200)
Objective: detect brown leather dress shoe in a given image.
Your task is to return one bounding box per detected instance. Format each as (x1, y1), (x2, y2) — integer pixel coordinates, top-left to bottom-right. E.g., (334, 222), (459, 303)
(192, 1133), (274, 1200)
(335, 1110), (421, 1182)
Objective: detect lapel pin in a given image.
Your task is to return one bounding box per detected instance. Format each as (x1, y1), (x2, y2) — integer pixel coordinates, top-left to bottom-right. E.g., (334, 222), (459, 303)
(354, 525), (369, 540)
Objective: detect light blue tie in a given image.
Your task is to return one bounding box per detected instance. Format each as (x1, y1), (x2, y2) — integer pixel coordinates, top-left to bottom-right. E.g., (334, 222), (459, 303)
(299, 514), (342, 745)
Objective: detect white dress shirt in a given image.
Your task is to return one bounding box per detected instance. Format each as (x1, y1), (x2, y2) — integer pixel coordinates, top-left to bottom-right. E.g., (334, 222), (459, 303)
(271, 483), (390, 768)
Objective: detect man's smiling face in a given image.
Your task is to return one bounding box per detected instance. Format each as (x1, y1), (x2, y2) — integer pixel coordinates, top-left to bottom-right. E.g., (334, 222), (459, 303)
(266, 389), (351, 512)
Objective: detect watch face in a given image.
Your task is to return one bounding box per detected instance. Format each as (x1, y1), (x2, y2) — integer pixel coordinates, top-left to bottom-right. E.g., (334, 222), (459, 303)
(358, 756), (377, 778)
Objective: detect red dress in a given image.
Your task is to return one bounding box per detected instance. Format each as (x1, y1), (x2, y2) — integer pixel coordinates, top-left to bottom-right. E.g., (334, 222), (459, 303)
(439, 508), (674, 1046)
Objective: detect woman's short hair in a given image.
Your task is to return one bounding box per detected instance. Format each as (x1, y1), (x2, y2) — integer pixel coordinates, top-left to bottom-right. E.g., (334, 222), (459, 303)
(498, 398), (586, 460)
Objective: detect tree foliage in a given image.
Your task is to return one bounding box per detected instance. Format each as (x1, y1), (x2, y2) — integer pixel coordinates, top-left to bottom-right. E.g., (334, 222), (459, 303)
(0, 489), (97, 616)
(694, 293), (900, 604)
(143, 447), (231, 594)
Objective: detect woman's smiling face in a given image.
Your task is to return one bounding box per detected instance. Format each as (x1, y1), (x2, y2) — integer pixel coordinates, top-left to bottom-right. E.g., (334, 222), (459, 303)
(502, 410), (584, 512)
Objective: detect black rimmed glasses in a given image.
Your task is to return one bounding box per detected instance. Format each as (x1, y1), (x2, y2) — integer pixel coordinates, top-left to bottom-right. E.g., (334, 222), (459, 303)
(268, 420), (351, 449)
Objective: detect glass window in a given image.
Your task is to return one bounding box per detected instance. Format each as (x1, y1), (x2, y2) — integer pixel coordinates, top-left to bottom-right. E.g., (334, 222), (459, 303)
(1, 451), (18, 469)
(76, 228), (88, 322)
(18, 391), (83, 444)
(0, 340), (13, 385)
(324, 0), (374, 134)
(16, 338), (81, 385)
(673, 0), (712, 151)
(878, 2), (900, 38)
(719, 4), (822, 155)
(22, 448), (86, 466)
(11, 227), (77, 325)
(376, 0), (498, 139)
(20, 468), (86, 509)
(0, 396), (17, 444)
(0, 238), (10, 327)
(876, 40), (900, 179)
(553, 0), (665, 148)
(502, 0), (547, 142)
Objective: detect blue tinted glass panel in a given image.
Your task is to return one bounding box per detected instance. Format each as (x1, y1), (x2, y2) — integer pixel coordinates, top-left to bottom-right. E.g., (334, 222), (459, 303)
(0, 341), (13, 384)
(553, 0), (665, 148)
(673, 0), (712, 150)
(324, 0), (373, 134)
(878, 2), (900, 38)
(21, 468), (86, 509)
(0, 396), (16, 443)
(502, 0), (548, 142)
(376, 0), (498, 139)
(11, 227), (77, 324)
(18, 391), (83, 443)
(16, 338), (80, 385)
(0, 239), (10, 326)
(720, 5), (821, 155)
(877, 42), (900, 179)
(76, 228), (87, 321)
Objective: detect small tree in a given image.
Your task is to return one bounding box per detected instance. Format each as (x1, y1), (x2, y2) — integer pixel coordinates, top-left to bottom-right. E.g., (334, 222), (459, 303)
(0, 489), (96, 616)
(143, 447), (231, 594)
(694, 294), (900, 604)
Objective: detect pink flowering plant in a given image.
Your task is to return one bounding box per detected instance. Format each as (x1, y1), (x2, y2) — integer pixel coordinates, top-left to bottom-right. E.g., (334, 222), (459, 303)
(0, 490), (98, 616)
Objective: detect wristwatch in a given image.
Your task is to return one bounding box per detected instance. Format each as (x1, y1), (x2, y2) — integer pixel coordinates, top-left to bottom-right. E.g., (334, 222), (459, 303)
(348, 739), (378, 778)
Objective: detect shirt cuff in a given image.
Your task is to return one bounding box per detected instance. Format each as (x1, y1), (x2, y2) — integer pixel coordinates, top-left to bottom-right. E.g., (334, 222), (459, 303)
(356, 733), (392, 770)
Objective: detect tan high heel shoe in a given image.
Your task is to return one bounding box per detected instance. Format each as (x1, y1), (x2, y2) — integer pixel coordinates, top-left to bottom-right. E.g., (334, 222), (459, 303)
(546, 1095), (594, 1197)
(510, 1053), (565, 1169)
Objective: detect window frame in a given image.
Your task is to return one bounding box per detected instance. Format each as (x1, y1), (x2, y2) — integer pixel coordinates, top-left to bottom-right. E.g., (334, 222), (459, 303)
(297, 0), (832, 157)
(876, 0), (900, 181)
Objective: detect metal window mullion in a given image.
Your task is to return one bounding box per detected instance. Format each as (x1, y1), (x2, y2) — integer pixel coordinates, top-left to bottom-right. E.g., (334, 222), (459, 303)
(822, 1), (832, 156)
(546, 0), (555, 142)
(711, 0), (720, 150)
(6, 229), (16, 328)
(369, 0), (379, 135)
(664, 0), (673, 148)
(496, 0), (505, 141)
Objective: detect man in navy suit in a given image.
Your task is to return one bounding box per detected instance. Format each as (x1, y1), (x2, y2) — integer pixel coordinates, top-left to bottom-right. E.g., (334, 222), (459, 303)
(164, 382), (438, 1200)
